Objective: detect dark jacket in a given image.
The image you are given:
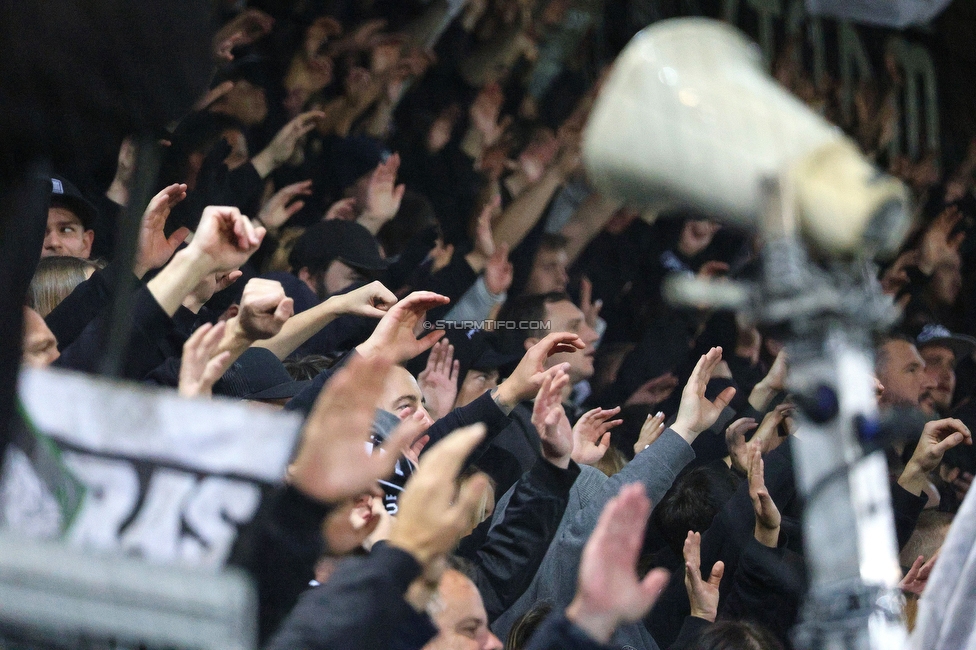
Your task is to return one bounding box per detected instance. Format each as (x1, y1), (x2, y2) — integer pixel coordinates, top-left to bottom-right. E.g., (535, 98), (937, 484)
(230, 485), (333, 643)
(523, 612), (615, 650)
(53, 285), (182, 380)
(264, 542), (438, 650)
(646, 440), (928, 649)
(458, 457), (582, 621)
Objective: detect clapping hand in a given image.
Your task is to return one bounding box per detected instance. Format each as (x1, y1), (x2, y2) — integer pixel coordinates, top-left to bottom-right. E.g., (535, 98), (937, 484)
(178, 322), (233, 399)
(747, 445), (781, 548)
(571, 406), (621, 466)
(634, 411), (666, 456)
(134, 183), (190, 278)
(683, 531), (724, 622)
(356, 291), (449, 363)
(671, 347), (737, 444)
(418, 339), (460, 421)
(532, 368), (573, 469)
(257, 180), (313, 231)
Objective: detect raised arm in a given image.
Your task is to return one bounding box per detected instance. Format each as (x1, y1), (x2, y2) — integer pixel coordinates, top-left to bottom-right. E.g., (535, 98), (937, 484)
(253, 281), (397, 359)
(560, 193), (622, 265)
(146, 205), (264, 316)
(523, 484), (670, 649)
(492, 143), (579, 250)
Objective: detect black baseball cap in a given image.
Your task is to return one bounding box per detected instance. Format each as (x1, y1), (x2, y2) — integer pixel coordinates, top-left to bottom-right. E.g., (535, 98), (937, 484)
(445, 328), (522, 391)
(916, 323), (976, 365)
(50, 174), (97, 230)
(215, 348), (310, 400)
(288, 220), (388, 274)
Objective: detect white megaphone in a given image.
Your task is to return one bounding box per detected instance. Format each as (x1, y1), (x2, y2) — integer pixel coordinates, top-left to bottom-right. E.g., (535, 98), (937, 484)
(583, 18), (911, 258)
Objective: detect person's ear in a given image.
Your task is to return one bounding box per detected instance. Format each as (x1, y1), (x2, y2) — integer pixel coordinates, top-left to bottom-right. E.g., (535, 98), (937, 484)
(524, 336), (540, 351)
(82, 230), (94, 258)
(297, 267), (317, 294)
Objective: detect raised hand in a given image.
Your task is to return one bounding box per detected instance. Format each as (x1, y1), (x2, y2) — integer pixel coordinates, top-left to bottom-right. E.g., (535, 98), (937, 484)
(750, 403), (794, 455)
(329, 280), (397, 319)
(469, 82), (509, 147)
(493, 332), (584, 412)
(880, 249), (920, 297)
(356, 291), (450, 363)
(359, 153), (406, 234)
(919, 206), (966, 274)
(950, 469), (974, 503)
(324, 197), (358, 222)
(257, 180), (313, 231)
(725, 417), (758, 474)
(178, 322), (233, 398)
(552, 129), (582, 179)
(134, 183), (190, 278)
(696, 260), (730, 279)
(194, 81), (236, 112)
(466, 195), (501, 272)
(670, 347), (737, 444)
(579, 276), (603, 330)
(388, 424), (490, 568)
(532, 368), (573, 469)
(747, 445), (781, 547)
(302, 16), (342, 61)
(289, 354), (416, 503)
(484, 243), (513, 296)
(899, 418), (973, 496)
(677, 219), (720, 258)
(625, 373), (680, 407)
(397, 411), (432, 466)
(339, 18), (387, 53)
(183, 270), (244, 314)
(237, 278), (295, 341)
(634, 411), (667, 456)
(322, 491), (384, 555)
(417, 339), (460, 421)
(213, 8), (274, 62)
(566, 484), (671, 644)
(188, 206), (265, 273)
(572, 406), (621, 466)
(913, 418), (973, 473)
(252, 111), (326, 178)
(899, 551), (939, 596)
(749, 349), (788, 411)
(683, 531), (724, 622)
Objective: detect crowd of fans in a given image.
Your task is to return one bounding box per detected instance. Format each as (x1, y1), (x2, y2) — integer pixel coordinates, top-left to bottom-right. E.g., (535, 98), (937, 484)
(13, 0), (976, 648)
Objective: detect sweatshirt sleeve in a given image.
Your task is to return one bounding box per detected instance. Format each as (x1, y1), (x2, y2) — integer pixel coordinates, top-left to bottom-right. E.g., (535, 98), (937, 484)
(265, 542), (434, 650)
(53, 285), (177, 380)
(423, 389), (512, 455)
(463, 457), (581, 621)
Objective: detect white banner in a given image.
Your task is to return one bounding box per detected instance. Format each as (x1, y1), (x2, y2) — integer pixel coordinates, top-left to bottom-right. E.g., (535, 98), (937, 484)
(3, 367), (303, 569)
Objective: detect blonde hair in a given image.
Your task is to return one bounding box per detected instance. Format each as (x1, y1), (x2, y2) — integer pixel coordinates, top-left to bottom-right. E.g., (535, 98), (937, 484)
(28, 256), (100, 317)
(594, 445), (628, 477)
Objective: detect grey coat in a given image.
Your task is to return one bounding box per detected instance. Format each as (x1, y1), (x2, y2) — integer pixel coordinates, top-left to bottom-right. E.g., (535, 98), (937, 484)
(491, 429), (696, 650)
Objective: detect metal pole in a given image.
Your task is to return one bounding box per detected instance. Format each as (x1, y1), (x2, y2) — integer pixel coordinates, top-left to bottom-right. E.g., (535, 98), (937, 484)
(754, 176), (907, 650)
(96, 135), (161, 378)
